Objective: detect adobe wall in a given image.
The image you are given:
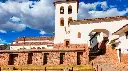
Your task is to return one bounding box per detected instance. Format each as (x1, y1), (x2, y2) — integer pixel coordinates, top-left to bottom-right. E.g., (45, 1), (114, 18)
(0, 44), (89, 66)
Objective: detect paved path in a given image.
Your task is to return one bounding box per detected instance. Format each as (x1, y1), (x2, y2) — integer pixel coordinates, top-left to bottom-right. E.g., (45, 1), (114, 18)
(90, 55), (128, 71)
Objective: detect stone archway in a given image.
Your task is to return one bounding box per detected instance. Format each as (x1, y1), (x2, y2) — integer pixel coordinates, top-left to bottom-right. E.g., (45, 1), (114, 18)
(89, 29), (109, 54)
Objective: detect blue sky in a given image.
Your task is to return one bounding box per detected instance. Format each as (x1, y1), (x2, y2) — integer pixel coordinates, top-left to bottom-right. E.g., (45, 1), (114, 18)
(0, 0), (128, 44)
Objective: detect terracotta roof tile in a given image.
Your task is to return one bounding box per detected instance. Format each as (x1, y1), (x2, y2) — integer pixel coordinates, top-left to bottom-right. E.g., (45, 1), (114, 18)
(10, 42), (54, 46)
(70, 16), (128, 24)
(14, 36), (54, 42)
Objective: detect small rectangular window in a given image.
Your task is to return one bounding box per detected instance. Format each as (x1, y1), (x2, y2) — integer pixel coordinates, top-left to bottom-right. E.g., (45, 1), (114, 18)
(60, 53), (65, 64)
(43, 53), (49, 65)
(64, 40), (70, 47)
(60, 19), (64, 26)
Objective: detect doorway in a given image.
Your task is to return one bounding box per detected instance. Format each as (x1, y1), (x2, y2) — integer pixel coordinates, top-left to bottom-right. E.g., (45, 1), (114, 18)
(43, 53), (49, 65)
(27, 53), (33, 64)
(8, 54), (18, 65)
(60, 53), (65, 64)
(77, 52), (83, 65)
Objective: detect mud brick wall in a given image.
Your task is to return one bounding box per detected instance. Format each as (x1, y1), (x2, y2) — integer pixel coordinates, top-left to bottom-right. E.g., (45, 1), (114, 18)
(0, 53), (9, 66)
(32, 52), (43, 65)
(18, 53), (28, 65)
(121, 53), (128, 64)
(105, 45), (118, 63)
(47, 52), (60, 65)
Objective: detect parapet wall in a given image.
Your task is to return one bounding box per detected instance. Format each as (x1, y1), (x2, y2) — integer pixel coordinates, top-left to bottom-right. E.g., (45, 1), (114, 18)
(0, 44), (89, 66)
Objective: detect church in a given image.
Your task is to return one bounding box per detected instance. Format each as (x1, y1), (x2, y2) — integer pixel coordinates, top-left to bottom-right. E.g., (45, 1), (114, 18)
(54, 0), (128, 54)
(2, 0), (128, 67)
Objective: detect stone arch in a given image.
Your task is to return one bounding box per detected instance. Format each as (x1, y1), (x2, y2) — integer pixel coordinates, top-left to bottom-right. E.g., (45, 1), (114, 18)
(90, 29), (109, 37)
(68, 5), (72, 14)
(89, 29), (109, 54)
(60, 17), (64, 26)
(60, 6), (64, 14)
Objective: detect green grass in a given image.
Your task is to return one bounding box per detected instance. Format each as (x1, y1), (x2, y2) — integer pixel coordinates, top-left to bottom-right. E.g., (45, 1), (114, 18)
(1, 65), (94, 70)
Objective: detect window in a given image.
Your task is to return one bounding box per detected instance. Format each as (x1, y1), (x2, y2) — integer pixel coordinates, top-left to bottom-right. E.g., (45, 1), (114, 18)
(60, 18), (64, 26)
(60, 6), (64, 14)
(60, 53), (65, 64)
(27, 53), (33, 64)
(78, 32), (81, 38)
(68, 5), (72, 14)
(125, 31), (128, 39)
(43, 53), (49, 65)
(68, 17), (73, 26)
(64, 40), (70, 47)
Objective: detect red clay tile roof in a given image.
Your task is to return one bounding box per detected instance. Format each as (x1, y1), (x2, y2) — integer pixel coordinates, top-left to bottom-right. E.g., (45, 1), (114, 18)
(112, 24), (128, 35)
(14, 36), (54, 42)
(70, 16), (128, 24)
(10, 42), (54, 46)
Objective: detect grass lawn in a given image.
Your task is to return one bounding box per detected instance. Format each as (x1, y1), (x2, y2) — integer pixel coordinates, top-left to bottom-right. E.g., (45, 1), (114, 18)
(1, 65), (94, 70)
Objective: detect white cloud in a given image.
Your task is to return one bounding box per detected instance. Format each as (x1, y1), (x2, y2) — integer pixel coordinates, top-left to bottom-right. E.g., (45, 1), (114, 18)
(88, 8), (128, 18)
(0, 0), (127, 33)
(78, 1), (128, 19)
(0, 30), (7, 33)
(40, 31), (46, 35)
(0, 0), (55, 33)
(79, 1), (108, 10)
(1, 22), (26, 31)
(10, 16), (21, 22)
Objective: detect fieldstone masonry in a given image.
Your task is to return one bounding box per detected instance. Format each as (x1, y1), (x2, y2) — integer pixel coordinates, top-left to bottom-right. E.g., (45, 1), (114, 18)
(0, 44), (89, 66)
(0, 53), (9, 66)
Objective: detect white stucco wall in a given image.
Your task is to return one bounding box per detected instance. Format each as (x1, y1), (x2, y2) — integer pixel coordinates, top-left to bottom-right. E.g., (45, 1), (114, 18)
(10, 45), (53, 50)
(54, 2), (78, 44)
(117, 33), (128, 53)
(69, 20), (128, 45)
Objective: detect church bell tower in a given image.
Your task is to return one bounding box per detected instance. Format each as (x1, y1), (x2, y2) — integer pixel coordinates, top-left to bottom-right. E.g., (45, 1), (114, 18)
(54, 0), (79, 44)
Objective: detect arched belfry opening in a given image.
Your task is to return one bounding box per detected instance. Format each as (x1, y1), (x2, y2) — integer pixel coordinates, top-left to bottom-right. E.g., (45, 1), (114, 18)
(78, 32), (81, 38)
(60, 17), (64, 26)
(68, 5), (72, 14)
(68, 17), (73, 26)
(60, 6), (64, 14)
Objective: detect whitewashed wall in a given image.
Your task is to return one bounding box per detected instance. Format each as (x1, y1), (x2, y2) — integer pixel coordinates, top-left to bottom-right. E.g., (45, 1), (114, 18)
(10, 45), (53, 50)
(117, 33), (128, 53)
(69, 20), (128, 45)
(54, 2), (78, 44)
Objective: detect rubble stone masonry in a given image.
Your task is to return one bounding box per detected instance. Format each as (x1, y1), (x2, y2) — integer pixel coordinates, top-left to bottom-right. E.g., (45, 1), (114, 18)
(121, 53), (128, 64)
(105, 45), (119, 63)
(0, 44), (89, 66)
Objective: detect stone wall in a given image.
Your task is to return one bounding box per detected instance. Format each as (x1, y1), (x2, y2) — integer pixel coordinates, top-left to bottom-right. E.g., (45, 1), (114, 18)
(18, 53), (28, 65)
(32, 52), (43, 65)
(0, 44), (89, 66)
(47, 52), (60, 65)
(0, 53), (9, 66)
(105, 45), (118, 63)
(54, 44), (89, 65)
(121, 54), (128, 64)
